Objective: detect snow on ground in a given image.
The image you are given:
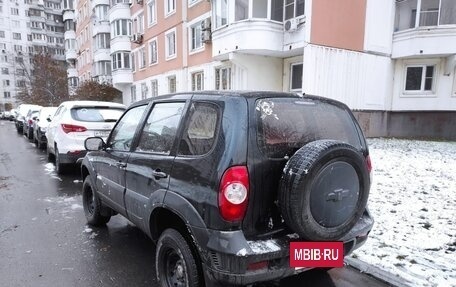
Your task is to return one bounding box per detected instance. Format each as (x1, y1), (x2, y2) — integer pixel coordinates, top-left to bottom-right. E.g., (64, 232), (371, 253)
(353, 138), (456, 287)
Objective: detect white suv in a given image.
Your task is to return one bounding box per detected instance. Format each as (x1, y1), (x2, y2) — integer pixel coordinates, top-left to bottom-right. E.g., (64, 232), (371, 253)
(46, 101), (126, 174)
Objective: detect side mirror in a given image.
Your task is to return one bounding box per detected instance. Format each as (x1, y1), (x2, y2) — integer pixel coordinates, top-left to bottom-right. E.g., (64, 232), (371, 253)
(32, 116), (38, 120)
(46, 117), (51, 122)
(85, 137), (106, 151)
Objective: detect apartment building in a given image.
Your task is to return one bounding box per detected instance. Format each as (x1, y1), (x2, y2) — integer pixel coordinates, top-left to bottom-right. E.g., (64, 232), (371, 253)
(66, 0), (455, 138)
(0, 0), (65, 111)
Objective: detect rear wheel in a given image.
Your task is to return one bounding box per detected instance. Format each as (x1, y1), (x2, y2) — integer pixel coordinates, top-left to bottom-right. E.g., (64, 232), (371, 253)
(156, 229), (200, 287)
(82, 177), (111, 226)
(54, 146), (67, 175)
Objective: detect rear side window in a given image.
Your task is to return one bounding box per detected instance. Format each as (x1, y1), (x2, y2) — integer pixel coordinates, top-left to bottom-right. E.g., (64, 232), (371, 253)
(136, 102), (185, 154)
(178, 102), (219, 156)
(71, 107), (124, 122)
(256, 98), (362, 159)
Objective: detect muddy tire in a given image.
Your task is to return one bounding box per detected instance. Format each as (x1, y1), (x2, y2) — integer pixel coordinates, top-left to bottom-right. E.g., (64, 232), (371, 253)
(279, 140), (370, 241)
(82, 177), (111, 226)
(156, 229), (200, 287)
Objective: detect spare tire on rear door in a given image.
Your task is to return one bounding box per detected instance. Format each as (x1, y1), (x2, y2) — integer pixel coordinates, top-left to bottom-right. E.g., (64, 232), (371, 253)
(279, 140), (370, 241)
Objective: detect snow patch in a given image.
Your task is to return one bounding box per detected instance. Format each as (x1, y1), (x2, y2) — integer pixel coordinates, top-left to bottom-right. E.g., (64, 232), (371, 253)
(236, 248), (247, 257)
(353, 138), (456, 287)
(248, 239), (281, 254)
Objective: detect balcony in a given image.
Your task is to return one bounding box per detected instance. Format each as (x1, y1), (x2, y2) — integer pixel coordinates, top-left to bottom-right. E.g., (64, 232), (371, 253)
(93, 49), (111, 62)
(393, 0), (456, 58)
(65, 49), (77, 61)
(64, 30), (76, 40)
(93, 22), (110, 36)
(63, 10), (75, 21)
(112, 69), (133, 85)
(211, 0), (306, 59)
(92, 0), (109, 10)
(109, 3), (131, 22)
(67, 67), (77, 78)
(110, 36), (132, 54)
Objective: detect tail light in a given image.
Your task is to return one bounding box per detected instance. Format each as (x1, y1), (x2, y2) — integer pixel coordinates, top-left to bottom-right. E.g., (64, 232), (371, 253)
(61, 124), (87, 134)
(366, 155), (372, 173)
(218, 166), (249, 222)
(28, 119), (33, 125)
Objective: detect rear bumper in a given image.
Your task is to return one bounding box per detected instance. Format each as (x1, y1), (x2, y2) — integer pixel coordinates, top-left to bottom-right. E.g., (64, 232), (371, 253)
(58, 150), (87, 164)
(196, 210), (374, 286)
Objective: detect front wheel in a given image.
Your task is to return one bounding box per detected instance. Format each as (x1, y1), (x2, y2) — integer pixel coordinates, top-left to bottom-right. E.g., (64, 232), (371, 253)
(82, 177), (111, 226)
(156, 229), (201, 287)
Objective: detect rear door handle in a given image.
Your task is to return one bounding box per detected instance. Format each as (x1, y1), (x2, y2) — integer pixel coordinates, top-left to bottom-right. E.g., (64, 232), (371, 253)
(116, 162), (127, 169)
(152, 169), (167, 179)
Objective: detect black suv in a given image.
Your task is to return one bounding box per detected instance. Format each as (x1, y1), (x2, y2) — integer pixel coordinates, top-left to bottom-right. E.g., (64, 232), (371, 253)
(81, 91), (374, 286)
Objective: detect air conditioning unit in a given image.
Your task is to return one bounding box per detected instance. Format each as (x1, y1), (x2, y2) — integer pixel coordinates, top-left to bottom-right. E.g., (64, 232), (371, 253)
(201, 17), (211, 31)
(201, 30), (211, 43)
(132, 33), (143, 44)
(136, 0), (143, 4)
(284, 16), (306, 32)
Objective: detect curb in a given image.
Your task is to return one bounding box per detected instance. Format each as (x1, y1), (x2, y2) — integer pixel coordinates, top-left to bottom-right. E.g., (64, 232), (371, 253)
(345, 258), (414, 287)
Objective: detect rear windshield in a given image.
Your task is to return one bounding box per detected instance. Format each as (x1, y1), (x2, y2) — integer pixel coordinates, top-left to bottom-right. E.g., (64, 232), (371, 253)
(71, 107), (124, 122)
(256, 98), (362, 159)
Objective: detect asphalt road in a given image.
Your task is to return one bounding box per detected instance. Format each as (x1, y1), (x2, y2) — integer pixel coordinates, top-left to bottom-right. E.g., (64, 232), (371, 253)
(0, 120), (391, 287)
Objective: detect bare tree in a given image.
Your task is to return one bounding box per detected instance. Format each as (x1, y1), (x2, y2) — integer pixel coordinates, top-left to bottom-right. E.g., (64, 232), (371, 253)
(74, 80), (122, 103)
(16, 52), (69, 106)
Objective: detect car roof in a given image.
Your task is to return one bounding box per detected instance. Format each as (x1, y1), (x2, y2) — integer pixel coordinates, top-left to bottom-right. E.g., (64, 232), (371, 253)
(58, 101), (126, 108)
(130, 91), (349, 110)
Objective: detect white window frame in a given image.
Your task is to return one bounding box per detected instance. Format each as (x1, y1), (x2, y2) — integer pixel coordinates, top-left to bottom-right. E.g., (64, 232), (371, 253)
(168, 75), (176, 93)
(215, 66), (232, 90)
(141, 83), (148, 99)
(165, 0), (176, 17)
(191, 71), (204, 91)
(165, 28), (177, 60)
(131, 85), (137, 102)
(189, 21), (204, 54)
(149, 37), (158, 66)
(139, 46), (146, 69)
(188, 0), (202, 8)
(151, 79), (158, 97)
(147, 0), (157, 27)
(290, 62), (303, 92)
(402, 62), (437, 97)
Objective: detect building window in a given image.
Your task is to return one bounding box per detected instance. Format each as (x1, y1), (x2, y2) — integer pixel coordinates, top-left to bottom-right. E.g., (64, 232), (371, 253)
(290, 63), (303, 91)
(141, 83), (148, 99)
(189, 0), (201, 6)
(149, 39), (157, 65)
(1, 68), (7, 74)
(12, 33), (21, 40)
(131, 51), (136, 72)
(0, 31), (4, 38)
(214, 0), (228, 27)
(165, 0), (176, 16)
(95, 61), (111, 76)
(112, 52), (131, 70)
(134, 13), (144, 34)
(111, 19), (132, 37)
(151, 80), (158, 97)
(11, 8), (19, 15)
(215, 67), (231, 90)
(147, 0), (157, 26)
(95, 33), (110, 49)
(395, 0), (456, 31)
(252, 0), (268, 18)
(190, 22), (203, 51)
(68, 77), (78, 87)
(165, 30), (176, 59)
(95, 5), (109, 21)
(405, 65), (435, 92)
(139, 47), (146, 69)
(4, 92), (11, 98)
(3, 79), (10, 86)
(192, 71), (204, 91)
(235, 0), (249, 21)
(131, 85), (137, 102)
(168, 76), (176, 93)
(284, 0), (305, 20)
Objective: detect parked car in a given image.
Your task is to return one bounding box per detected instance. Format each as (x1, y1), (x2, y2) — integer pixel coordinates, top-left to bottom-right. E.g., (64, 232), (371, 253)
(0, 112), (4, 119)
(23, 110), (41, 140)
(81, 91), (374, 287)
(33, 107), (58, 149)
(46, 101), (126, 174)
(15, 104), (41, 133)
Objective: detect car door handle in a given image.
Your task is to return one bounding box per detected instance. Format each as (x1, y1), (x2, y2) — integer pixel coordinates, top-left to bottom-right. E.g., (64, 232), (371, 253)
(116, 162), (127, 169)
(152, 169), (167, 179)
